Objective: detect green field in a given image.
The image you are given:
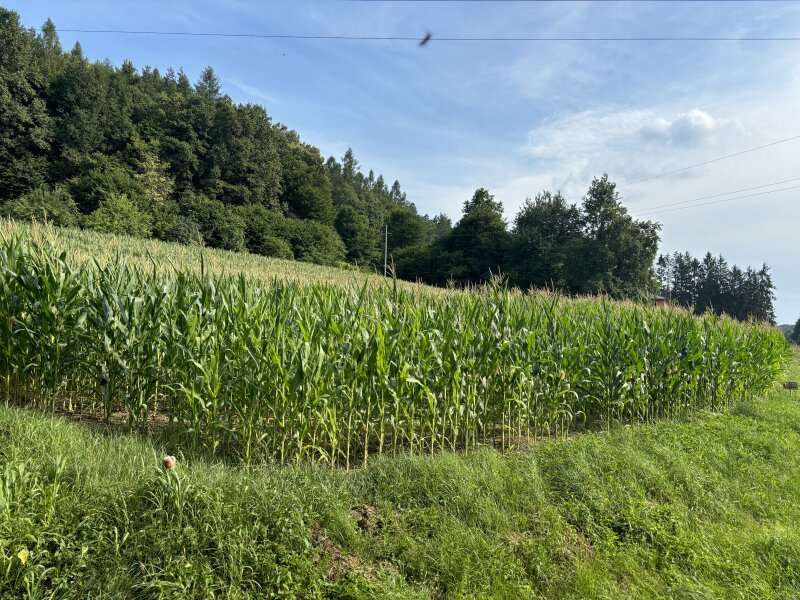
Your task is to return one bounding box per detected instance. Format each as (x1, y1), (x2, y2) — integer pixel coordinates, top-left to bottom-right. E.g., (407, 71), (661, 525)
(2, 351), (799, 598)
(0, 221), (787, 466)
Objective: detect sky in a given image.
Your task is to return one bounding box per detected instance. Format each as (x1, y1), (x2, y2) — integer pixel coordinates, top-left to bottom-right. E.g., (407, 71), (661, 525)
(8, 0), (800, 322)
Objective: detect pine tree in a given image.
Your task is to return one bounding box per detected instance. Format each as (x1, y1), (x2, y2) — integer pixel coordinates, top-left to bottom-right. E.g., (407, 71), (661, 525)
(342, 149), (358, 181)
(196, 66), (221, 99)
(437, 188), (510, 283)
(658, 250), (776, 324)
(389, 180), (404, 205)
(37, 18), (62, 77)
(578, 175), (660, 298)
(335, 204), (375, 263)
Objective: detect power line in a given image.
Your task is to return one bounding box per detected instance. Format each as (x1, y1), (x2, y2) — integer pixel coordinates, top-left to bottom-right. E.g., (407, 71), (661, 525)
(635, 176), (800, 212)
(639, 183), (800, 217)
(56, 28), (800, 42)
(626, 134), (800, 184)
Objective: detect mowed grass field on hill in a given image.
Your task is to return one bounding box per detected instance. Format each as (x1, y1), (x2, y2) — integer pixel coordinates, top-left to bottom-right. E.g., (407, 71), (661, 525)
(1, 350), (799, 598)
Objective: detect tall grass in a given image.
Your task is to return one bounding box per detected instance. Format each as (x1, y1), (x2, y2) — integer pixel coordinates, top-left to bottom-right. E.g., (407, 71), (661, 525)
(0, 230), (788, 465)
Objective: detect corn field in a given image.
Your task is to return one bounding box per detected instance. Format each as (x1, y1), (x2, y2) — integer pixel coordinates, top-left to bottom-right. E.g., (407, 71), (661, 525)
(0, 231), (788, 466)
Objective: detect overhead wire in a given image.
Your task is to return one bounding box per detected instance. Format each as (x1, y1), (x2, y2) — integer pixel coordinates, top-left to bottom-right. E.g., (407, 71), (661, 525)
(638, 184), (800, 217)
(634, 176), (800, 212)
(55, 28), (800, 42)
(625, 134), (800, 184)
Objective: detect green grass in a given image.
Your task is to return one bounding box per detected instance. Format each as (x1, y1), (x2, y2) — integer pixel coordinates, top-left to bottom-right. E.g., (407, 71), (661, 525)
(2, 350), (799, 599)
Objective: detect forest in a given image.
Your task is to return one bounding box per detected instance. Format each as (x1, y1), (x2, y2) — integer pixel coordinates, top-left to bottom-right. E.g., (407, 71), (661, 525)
(0, 8), (777, 321)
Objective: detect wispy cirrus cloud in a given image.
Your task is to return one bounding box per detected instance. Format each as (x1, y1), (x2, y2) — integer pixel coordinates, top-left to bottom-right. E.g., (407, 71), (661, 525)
(225, 79), (278, 105)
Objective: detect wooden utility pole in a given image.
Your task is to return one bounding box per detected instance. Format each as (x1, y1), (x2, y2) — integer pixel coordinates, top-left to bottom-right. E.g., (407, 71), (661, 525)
(383, 224), (388, 276)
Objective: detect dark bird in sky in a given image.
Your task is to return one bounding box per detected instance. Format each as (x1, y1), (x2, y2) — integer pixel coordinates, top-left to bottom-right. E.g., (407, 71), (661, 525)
(419, 31), (432, 47)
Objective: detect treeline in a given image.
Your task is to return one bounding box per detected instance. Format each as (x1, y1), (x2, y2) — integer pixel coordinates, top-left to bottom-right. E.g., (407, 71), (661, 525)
(395, 180), (662, 299)
(656, 252), (776, 324)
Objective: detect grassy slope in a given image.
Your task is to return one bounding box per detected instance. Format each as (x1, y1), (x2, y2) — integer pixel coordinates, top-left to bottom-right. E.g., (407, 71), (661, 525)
(2, 350), (799, 599)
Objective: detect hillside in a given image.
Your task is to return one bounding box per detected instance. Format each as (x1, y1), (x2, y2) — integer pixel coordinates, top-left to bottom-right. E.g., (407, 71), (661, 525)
(1, 4), (797, 598)
(2, 350), (799, 598)
(0, 220), (408, 291)
(0, 219), (794, 597)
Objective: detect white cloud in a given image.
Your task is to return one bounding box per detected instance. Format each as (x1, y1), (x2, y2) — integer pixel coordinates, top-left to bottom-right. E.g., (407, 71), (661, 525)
(502, 49), (601, 103)
(520, 106), (736, 198)
(638, 109), (726, 146)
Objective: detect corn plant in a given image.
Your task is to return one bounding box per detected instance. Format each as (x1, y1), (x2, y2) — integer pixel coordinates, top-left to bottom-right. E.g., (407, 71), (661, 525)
(0, 231), (788, 465)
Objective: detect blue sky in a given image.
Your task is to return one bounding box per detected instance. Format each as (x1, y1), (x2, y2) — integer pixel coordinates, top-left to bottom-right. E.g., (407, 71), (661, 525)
(9, 0), (800, 322)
